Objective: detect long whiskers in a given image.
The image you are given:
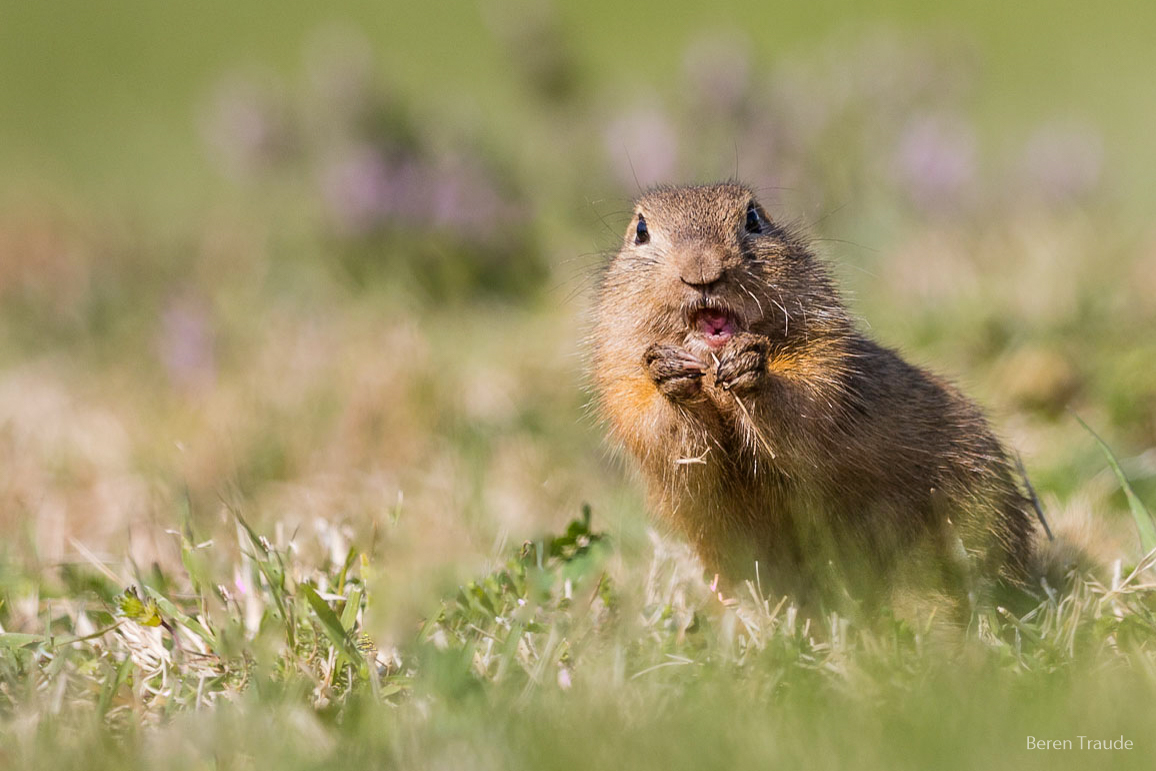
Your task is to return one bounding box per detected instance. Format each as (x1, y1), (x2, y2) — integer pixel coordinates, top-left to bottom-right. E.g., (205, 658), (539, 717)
(771, 292), (791, 337)
(736, 277), (764, 318)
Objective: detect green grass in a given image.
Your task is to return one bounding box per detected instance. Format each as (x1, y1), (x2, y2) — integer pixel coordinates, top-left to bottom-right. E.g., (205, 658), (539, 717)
(3, 505), (1156, 770)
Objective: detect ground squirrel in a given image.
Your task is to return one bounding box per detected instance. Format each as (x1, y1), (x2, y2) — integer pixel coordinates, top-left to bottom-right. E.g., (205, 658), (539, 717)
(591, 182), (1040, 618)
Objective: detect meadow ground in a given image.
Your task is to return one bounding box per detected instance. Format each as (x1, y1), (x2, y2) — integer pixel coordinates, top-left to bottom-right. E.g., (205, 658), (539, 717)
(2, 3), (1156, 769)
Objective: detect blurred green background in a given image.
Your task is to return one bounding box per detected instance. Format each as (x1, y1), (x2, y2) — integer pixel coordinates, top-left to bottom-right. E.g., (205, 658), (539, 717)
(2, 0), (1156, 581)
(3, 0), (1156, 209)
(2, 0), (1155, 585)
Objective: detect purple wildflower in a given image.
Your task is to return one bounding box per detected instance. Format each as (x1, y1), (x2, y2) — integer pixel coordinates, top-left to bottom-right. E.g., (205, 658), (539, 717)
(894, 114), (977, 213)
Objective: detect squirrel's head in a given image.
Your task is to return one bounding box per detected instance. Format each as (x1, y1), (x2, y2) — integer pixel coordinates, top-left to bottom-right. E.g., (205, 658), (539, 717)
(600, 182), (844, 356)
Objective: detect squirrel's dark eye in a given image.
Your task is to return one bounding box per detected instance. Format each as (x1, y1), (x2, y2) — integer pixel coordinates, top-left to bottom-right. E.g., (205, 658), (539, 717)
(635, 214), (650, 244)
(745, 203), (762, 234)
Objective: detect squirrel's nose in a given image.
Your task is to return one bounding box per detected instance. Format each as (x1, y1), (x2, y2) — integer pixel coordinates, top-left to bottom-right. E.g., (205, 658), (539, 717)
(676, 245), (725, 288)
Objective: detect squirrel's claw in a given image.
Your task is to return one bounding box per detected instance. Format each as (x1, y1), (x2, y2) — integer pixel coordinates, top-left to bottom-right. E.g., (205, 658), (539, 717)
(715, 334), (769, 394)
(644, 344), (706, 402)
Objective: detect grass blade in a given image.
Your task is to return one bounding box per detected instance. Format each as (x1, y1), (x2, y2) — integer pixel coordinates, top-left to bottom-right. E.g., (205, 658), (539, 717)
(0, 633), (45, 649)
(300, 583), (365, 675)
(340, 586), (362, 632)
(145, 587), (218, 649)
(1073, 412), (1156, 553)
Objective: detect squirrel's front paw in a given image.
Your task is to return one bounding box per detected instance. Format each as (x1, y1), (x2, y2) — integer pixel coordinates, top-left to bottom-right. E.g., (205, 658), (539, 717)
(644, 344), (705, 402)
(715, 334), (769, 394)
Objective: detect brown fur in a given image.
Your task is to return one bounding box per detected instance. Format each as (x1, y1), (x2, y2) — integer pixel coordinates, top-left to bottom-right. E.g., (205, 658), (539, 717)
(591, 182), (1037, 617)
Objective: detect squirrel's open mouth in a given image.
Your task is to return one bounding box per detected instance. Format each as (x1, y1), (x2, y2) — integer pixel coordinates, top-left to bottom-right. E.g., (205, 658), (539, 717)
(685, 300), (739, 349)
